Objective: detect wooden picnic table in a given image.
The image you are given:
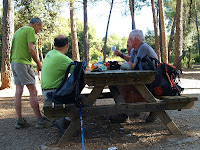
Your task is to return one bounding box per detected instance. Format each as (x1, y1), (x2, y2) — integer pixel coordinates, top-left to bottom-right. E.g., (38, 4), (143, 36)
(43, 70), (198, 146)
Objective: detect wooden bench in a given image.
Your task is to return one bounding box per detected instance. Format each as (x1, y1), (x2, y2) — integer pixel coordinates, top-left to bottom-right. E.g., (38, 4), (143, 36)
(43, 94), (198, 119)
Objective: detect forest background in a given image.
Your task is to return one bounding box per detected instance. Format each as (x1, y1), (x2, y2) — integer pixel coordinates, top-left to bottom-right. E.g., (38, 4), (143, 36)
(0, 0), (200, 89)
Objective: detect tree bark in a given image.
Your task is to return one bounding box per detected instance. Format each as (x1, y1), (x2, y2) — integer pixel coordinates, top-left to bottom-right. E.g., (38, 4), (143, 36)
(187, 0), (193, 68)
(103, 0), (114, 62)
(174, 0), (183, 70)
(194, 0), (200, 55)
(168, 15), (176, 62)
(70, 0), (80, 61)
(1, 0), (14, 89)
(158, 0), (168, 63)
(83, 0), (89, 66)
(151, 0), (161, 62)
(129, 0), (135, 29)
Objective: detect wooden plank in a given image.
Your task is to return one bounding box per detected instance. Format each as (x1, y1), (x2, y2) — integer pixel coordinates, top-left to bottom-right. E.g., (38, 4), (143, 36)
(156, 95), (198, 103)
(44, 101), (194, 118)
(58, 117), (80, 146)
(134, 84), (158, 103)
(84, 70), (157, 86)
(81, 92), (112, 99)
(109, 86), (125, 104)
(134, 84), (182, 135)
(85, 76), (155, 86)
(154, 111), (182, 135)
(82, 86), (104, 106)
(84, 70), (157, 77)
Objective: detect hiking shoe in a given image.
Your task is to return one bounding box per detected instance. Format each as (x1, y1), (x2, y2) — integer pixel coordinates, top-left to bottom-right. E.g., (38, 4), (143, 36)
(36, 117), (55, 129)
(15, 118), (30, 129)
(55, 117), (71, 135)
(109, 114), (128, 123)
(145, 112), (157, 123)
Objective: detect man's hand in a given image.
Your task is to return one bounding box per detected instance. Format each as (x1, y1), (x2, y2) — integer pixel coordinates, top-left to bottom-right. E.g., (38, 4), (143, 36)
(128, 61), (136, 70)
(114, 50), (122, 56)
(37, 62), (42, 72)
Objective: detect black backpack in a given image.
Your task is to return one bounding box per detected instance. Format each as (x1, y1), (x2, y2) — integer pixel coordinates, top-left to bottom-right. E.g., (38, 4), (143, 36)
(47, 60), (87, 105)
(135, 55), (160, 70)
(151, 62), (184, 96)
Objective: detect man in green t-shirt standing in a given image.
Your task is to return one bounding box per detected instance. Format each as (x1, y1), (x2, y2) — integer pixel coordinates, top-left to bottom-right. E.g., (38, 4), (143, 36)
(41, 34), (74, 134)
(10, 17), (54, 129)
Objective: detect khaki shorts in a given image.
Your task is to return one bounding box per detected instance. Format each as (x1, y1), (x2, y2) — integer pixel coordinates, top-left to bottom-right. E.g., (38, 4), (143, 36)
(11, 62), (35, 85)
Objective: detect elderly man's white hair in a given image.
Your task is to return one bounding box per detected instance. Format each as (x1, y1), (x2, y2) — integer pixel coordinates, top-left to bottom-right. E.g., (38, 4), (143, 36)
(129, 29), (145, 42)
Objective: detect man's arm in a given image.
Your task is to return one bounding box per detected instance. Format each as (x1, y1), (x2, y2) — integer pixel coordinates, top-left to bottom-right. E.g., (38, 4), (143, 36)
(114, 50), (130, 62)
(28, 42), (42, 71)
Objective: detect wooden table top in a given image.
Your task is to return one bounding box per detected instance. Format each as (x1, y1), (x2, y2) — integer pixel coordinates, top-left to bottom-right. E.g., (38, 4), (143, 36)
(84, 70), (157, 86)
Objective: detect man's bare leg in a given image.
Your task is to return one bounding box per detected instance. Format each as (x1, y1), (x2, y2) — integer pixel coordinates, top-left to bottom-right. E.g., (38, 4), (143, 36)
(14, 85), (24, 119)
(26, 84), (42, 119)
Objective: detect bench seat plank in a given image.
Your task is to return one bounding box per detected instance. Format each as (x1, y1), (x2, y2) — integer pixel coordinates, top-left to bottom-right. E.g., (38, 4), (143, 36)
(156, 94), (198, 102)
(44, 100), (195, 119)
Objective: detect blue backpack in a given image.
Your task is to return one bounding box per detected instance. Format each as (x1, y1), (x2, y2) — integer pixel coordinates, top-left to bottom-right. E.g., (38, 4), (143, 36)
(47, 60), (87, 105)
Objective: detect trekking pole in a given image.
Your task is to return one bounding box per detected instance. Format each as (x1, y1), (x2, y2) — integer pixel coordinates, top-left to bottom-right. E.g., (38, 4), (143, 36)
(79, 104), (85, 150)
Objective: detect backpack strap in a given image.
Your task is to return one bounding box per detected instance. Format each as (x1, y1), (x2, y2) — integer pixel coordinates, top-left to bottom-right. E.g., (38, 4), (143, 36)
(56, 61), (77, 91)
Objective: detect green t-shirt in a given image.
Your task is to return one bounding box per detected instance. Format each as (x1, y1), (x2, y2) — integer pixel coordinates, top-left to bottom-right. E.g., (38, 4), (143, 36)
(41, 49), (74, 89)
(10, 26), (36, 64)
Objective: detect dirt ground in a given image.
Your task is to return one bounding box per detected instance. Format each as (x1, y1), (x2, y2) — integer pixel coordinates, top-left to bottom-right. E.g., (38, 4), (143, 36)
(0, 69), (200, 150)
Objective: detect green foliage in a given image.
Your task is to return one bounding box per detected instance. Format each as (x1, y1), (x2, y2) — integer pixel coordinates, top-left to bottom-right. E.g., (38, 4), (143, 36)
(193, 54), (200, 63)
(144, 30), (156, 50)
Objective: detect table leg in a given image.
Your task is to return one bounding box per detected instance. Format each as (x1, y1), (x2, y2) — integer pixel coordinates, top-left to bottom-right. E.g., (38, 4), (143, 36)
(83, 86), (104, 106)
(58, 117), (80, 147)
(109, 86), (125, 104)
(134, 84), (182, 135)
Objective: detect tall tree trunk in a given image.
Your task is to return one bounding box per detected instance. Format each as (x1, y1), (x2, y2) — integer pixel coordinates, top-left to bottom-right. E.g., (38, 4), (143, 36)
(174, 0), (183, 70)
(129, 0), (135, 29)
(70, 0), (80, 61)
(151, 0), (161, 62)
(168, 15), (176, 62)
(187, 0), (193, 68)
(83, 0), (89, 66)
(158, 2), (163, 58)
(1, 0), (14, 89)
(158, 0), (168, 63)
(103, 0), (114, 62)
(194, 0), (200, 55)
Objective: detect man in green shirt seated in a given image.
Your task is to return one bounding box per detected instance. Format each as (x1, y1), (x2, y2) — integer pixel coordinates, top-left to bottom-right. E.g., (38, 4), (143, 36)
(41, 35), (74, 134)
(10, 17), (54, 129)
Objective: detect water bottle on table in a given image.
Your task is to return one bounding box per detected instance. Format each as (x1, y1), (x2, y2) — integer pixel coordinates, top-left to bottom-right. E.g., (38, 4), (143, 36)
(98, 56), (103, 67)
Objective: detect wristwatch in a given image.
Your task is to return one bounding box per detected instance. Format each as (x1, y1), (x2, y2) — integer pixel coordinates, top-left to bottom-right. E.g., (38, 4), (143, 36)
(120, 53), (123, 58)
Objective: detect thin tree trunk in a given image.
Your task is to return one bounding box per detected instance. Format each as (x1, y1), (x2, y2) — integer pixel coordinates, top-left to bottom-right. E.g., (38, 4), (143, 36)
(194, 0), (200, 55)
(83, 0), (89, 66)
(151, 0), (161, 62)
(174, 0), (183, 70)
(158, 0), (168, 63)
(38, 37), (44, 62)
(158, 1), (163, 58)
(70, 0), (80, 61)
(188, 47), (191, 68)
(103, 0), (114, 62)
(129, 0), (135, 29)
(168, 15), (176, 62)
(187, 0), (193, 68)
(1, 0), (14, 89)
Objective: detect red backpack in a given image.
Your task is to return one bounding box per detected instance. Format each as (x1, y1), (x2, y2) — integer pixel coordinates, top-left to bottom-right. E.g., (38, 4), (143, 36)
(151, 62), (184, 96)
